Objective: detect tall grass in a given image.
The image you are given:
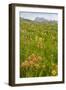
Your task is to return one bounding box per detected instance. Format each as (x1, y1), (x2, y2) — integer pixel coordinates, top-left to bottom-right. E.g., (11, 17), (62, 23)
(20, 18), (58, 78)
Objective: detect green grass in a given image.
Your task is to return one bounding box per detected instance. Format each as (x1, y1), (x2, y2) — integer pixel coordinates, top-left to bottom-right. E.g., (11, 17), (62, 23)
(20, 18), (58, 78)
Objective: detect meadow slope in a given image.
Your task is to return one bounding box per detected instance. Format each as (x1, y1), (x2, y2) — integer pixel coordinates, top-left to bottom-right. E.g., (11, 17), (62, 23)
(20, 18), (58, 78)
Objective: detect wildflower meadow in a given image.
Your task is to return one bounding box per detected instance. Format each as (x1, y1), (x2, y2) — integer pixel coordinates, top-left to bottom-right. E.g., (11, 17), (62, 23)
(20, 16), (58, 78)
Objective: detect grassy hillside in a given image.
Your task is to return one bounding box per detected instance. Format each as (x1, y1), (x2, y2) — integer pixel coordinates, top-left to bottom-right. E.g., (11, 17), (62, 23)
(20, 18), (58, 78)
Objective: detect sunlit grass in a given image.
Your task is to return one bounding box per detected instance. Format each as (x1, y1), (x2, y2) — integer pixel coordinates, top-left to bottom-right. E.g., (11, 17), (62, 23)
(20, 19), (58, 78)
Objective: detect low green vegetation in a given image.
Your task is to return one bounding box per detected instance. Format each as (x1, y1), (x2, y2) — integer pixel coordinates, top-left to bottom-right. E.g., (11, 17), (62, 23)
(20, 18), (58, 78)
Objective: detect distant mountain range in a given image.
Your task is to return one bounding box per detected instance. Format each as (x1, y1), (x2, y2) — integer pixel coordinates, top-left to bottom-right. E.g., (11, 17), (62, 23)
(34, 17), (48, 22)
(20, 17), (57, 23)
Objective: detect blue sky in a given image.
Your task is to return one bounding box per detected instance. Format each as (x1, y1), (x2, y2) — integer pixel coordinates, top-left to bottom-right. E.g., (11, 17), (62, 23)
(19, 12), (58, 21)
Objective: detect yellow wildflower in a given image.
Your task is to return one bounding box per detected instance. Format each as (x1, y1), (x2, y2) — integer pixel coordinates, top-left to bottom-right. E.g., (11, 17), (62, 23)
(38, 56), (42, 61)
(35, 36), (38, 41)
(51, 70), (57, 76)
(39, 37), (43, 42)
